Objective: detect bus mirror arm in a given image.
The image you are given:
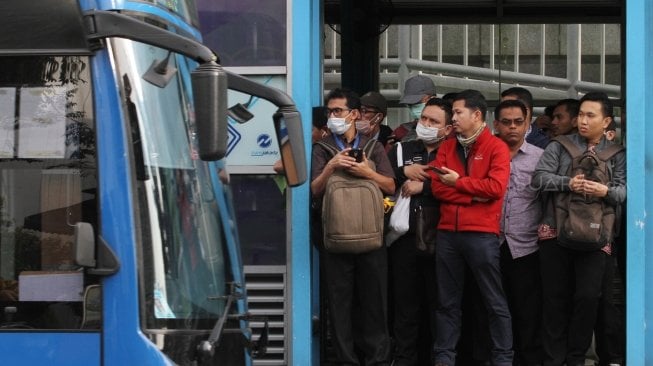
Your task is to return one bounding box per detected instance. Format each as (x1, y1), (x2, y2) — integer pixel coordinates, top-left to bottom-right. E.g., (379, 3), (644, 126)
(83, 10), (217, 64)
(226, 72), (308, 186)
(84, 10), (230, 160)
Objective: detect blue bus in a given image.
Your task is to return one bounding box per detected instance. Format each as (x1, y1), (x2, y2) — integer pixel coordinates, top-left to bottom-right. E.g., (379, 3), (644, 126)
(0, 0), (306, 365)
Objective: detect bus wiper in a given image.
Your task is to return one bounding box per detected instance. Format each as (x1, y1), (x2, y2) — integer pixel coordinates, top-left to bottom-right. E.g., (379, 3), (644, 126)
(196, 282), (269, 362)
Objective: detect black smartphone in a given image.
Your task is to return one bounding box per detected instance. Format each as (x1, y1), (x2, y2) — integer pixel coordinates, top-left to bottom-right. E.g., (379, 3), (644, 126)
(426, 166), (447, 175)
(348, 148), (363, 163)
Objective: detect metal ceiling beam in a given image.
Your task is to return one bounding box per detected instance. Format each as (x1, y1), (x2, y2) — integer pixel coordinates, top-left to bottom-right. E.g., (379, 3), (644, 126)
(324, 0), (623, 25)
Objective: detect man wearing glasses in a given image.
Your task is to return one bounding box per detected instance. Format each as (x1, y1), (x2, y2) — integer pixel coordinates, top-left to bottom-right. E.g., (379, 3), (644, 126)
(357, 91), (393, 150)
(311, 88), (395, 365)
(494, 99), (545, 366)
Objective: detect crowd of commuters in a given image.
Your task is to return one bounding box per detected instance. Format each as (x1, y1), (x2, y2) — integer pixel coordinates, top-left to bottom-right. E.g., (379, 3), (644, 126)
(310, 76), (626, 366)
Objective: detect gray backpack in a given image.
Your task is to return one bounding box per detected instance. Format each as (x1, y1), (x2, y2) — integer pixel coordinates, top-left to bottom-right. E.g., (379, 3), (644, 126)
(316, 139), (385, 254)
(554, 136), (624, 250)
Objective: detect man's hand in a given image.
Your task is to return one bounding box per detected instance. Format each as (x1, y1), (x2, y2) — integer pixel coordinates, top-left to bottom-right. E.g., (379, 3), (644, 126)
(401, 180), (423, 197)
(346, 152), (374, 178)
(325, 148), (357, 174)
(580, 179), (609, 198)
(403, 164), (432, 182)
(569, 174), (585, 193)
(437, 167), (459, 187)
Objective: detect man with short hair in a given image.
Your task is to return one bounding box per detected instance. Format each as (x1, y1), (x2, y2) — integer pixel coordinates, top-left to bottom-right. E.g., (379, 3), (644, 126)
(391, 75), (437, 143)
(551, 98), (580, 137)
(493, 99), (544, 366)
(311, 88), (395, 365)
(387, 97), (453, 366)
(501, 87), (550, 148)
(431, 89), (513, 366)
(358, 91), (393, 148)
(532, 92), (626, 366)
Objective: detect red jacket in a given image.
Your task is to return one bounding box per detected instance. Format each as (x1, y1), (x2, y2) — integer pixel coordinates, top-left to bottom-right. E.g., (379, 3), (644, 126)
(430, 128), (510, 234)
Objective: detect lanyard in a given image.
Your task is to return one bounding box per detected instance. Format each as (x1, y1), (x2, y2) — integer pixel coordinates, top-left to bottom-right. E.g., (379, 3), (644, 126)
(332, 132), (361, 151)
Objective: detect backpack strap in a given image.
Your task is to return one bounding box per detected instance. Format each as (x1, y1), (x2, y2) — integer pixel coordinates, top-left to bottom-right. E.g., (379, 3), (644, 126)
(316, 137), (379, 162)
(596, 143), (625, 161)
(362, 138), (378, 159)
(553, 135), (583, 158)
(314, 140), (339, 158)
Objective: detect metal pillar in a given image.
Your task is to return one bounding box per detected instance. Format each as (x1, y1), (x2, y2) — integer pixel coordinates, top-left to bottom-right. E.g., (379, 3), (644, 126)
(340, 0), (380, 94)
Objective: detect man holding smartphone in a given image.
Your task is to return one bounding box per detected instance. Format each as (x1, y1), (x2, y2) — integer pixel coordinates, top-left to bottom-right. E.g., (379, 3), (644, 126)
(386, 97), (453, 366)
(311, 88), (395, 365)
(430, 90), (513, 366)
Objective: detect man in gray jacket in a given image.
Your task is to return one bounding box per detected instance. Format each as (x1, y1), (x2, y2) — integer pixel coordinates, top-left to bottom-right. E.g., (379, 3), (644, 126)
(532, 92), (626, 366)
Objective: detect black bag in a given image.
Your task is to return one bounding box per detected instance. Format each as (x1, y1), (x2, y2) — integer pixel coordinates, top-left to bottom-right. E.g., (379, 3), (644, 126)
(414, 204), (438, 255)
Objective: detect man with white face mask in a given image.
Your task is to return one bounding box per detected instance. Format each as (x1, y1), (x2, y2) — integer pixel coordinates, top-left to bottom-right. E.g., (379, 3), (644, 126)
(311, 88), (396, 365)
(386, 98), (453, 366)
(357, 91), (393, 149)
(390, 75), (437, 144)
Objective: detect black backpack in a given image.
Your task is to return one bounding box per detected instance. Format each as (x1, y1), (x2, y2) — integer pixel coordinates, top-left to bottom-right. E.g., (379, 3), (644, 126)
(553, 135), (624, 250)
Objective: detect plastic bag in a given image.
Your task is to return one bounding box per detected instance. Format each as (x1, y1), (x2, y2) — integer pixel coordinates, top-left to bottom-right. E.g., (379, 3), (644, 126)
(386, 193), (410, 245)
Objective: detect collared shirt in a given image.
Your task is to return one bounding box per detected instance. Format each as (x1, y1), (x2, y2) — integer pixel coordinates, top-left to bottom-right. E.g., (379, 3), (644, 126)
(500, 141), (544, 259)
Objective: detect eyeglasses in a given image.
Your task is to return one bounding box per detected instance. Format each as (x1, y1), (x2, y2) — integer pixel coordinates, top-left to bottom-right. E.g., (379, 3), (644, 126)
(360, 107), (380, 115)
(498, 118), (526, 127)
(325, 107), (351, 117)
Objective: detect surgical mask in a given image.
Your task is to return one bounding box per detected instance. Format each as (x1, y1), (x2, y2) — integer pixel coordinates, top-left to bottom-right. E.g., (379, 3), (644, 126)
(409, 103), (425, 121)
(327, 117), (351, 135)
(416, 122), (442, 144)
(355, 119), (373, 135)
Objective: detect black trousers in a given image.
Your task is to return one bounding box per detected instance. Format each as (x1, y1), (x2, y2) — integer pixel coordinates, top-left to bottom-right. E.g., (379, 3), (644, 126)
(595, 255), (625, 365)
(388, 234), (437, 366)
(323, 247), (391, 365)
(539, 239), (607, 366)
(500, 245), (543, 366)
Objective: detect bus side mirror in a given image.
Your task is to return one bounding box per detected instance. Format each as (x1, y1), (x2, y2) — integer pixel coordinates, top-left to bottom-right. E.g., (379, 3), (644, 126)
(74, 222), (120, 276)
(274, 111), (307, 187)
(192, 61), (228, 161)
(74, 222), (96, 268)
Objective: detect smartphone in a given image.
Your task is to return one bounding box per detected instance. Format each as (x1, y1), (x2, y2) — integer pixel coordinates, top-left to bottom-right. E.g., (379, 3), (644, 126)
(426, 166), (447, 175)
(348, 148), (363, 163)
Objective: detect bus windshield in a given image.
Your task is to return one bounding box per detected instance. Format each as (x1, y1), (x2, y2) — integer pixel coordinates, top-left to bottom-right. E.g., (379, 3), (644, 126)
(109, 38), (229, 330)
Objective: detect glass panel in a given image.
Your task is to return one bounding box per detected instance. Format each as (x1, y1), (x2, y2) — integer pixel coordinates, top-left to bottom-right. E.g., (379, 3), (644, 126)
(441, 25), (466, 65)
(109, 38), (230, 330)
(197, 0), (287, 67)
(518, 24), (543, 75)
(140, 0), (200, 27)
(0, 56), (97, 330)
(231, 175), (286, 266)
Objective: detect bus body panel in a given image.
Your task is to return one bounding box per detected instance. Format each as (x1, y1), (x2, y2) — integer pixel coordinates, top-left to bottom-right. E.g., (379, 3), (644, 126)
(0, 333), (101, 365)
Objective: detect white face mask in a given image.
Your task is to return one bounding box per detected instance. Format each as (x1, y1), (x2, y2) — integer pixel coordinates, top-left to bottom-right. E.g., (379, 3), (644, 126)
(409, 103), (425, 121)
(416, 122), (442, 144)
(327, 117), (352, 135)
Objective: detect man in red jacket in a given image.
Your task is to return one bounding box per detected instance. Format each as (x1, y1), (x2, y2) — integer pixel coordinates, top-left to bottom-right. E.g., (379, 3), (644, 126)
(430, 89), (513, 366)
